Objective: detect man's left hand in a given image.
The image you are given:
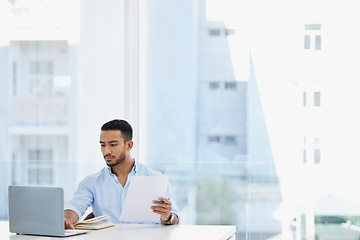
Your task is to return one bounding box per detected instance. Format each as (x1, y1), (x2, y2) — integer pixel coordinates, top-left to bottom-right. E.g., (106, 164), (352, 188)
(151, 197), (177, 224)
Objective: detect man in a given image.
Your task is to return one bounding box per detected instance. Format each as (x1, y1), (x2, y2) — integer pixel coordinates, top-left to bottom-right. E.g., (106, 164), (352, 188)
(64, 119), (179, 229)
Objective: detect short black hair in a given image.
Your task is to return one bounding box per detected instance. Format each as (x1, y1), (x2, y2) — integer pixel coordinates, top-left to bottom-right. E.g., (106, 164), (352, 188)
(101, 119), (133, 142)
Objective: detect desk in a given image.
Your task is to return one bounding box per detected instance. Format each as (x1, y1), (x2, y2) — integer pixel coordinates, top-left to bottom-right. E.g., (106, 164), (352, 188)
(0, 221), (236, 240)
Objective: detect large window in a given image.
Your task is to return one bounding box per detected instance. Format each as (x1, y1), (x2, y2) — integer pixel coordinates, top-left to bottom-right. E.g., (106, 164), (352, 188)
(2, 1), (360, 240)
(28, 149), (53, 184)
(304, 24), (322, 51)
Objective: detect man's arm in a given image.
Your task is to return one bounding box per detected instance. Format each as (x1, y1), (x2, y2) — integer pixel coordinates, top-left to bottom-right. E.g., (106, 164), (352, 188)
(64, 210), (79, 229)
(64, 176), (95, 229)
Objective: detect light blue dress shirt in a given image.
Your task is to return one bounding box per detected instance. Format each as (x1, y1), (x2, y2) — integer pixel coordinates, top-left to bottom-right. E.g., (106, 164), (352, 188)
(64, 159), (180, 224)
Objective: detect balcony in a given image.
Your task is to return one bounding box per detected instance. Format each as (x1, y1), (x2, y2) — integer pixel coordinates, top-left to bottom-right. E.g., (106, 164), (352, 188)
(11, 95), (68, 126)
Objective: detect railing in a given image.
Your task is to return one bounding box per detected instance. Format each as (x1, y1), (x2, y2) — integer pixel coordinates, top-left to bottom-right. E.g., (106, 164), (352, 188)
(11, 96), (68, 125)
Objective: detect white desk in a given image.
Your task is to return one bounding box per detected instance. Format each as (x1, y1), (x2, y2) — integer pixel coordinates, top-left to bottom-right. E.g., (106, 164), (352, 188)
(0, 221), (236, 240)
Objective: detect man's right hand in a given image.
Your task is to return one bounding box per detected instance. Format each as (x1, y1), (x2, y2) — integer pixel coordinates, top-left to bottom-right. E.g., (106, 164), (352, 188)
(64, 210), (78, 229)
(64, 217), (75, 229)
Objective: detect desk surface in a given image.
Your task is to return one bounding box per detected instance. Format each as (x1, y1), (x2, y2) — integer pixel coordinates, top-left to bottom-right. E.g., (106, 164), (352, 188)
(0, 221), (236, 240)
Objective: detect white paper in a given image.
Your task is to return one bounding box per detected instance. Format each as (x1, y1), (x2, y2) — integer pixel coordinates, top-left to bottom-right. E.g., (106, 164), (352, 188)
(119, 175), (168, 223)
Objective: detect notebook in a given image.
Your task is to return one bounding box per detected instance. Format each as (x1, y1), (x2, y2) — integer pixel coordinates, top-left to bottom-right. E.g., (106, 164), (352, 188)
(74, 215), (114, 230)
(8, 185), (87, 237)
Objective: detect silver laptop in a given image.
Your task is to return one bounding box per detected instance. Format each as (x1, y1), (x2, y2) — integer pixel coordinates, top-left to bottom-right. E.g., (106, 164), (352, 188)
(8, 185), (87, 237)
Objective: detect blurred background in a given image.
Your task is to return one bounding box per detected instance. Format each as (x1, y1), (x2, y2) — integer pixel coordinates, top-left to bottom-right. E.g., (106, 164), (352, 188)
(1, 0), (360, 239)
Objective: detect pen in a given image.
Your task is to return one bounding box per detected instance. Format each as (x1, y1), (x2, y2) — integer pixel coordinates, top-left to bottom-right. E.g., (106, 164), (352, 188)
(158, 198), (170, 205)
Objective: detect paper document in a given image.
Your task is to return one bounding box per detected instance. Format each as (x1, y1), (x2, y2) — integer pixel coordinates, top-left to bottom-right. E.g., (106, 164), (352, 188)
(119, 175), (168, 223)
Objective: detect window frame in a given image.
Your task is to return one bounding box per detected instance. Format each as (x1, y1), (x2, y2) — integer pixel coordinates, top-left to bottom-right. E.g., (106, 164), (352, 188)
(124, 0), (141, 160)
(304, 24), (322, 51)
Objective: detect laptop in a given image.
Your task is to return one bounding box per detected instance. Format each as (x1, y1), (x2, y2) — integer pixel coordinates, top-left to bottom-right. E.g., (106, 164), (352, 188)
(8, 185), (87, 237)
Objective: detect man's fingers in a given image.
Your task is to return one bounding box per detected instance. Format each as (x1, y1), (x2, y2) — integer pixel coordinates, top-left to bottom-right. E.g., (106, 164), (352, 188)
(65, 223), (74, 229)
(64, 218), (75, 229)
(158, 197), (170, 204)
(152, 209), (167, 215)
(151, 204), (171, 212)
(152, 208), (171, 219)
(151, 197), (172, 221)
(152, 200), (165, 205)
(153, 197), (172, 206)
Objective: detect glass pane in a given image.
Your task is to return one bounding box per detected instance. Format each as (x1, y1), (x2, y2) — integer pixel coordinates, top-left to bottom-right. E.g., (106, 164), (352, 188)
(209, 28), (221, 36)
(209, 82), (220, 89)
(29, 149), (53, 164)
(1, 1), (360, 240)
(224, 82), (237, 89)
(0, 0), (78, 221)
(314, 92), (321, 106)
(2, 0), (130, 224)
(225, 28), (235, 36)
(140, 1), (360, 239)
(28, 78), (54, 95)
(28, 168), (53, 185)
(305, 24), (321, 31)
(314, 149), (321, 164)
(315, 35), (322, 50)
(304, 35), (311, 49)
(141, 0), (269, 239)
(29, 61), (53, 75)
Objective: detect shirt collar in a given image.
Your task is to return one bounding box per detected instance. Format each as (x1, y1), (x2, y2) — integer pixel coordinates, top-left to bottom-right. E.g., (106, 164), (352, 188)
(133, 158), (138, 173)
(107, 158), (137, 176)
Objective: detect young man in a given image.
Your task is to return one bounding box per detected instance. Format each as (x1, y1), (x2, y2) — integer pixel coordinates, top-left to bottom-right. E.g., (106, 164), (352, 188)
(64, 119), (179, 229)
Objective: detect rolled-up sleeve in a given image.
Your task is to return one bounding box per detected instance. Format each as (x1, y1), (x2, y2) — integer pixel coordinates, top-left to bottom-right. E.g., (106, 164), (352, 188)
(64, 176), (94, 220)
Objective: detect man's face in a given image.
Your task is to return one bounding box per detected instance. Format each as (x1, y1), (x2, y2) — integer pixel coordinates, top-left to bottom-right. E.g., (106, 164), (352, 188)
(100, 130), (128, 167)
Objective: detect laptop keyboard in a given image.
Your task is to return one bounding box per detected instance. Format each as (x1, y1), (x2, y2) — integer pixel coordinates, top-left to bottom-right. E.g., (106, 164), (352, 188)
(65, 229), (88, 236)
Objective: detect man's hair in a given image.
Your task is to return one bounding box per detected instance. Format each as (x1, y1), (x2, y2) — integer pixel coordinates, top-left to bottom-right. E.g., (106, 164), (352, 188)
(101, 119), (133, 142)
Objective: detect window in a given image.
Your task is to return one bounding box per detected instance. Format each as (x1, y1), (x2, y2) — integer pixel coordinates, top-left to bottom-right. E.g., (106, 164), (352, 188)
(208, 135), (237, 144)
(2, 1), (79, 221)
(208, 28), (221, 36)
(304, 24), (322, 51)
(304, 35), (311, 50)
(2, 1), (360, 240)
(208, 135), (221, 143)
(28, 60), (54, 96)
(303, 91), (321, 107)
(224, 82), (236, 90)
(223, 135), (237, 144)
(225, 28), (235, 36)
(314, 149), (321, 164)
(208, 28), (235, 37)
(29, 61), (53, 75)
(305, 24), (321, 30)
(209, 82), (220, 89)
(12, 62), (17, 95)
(303, 137), (321, 164)
(28, 149), (53, 184)
(314, 92), (321, 106)
(315, 35), (322, 50)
